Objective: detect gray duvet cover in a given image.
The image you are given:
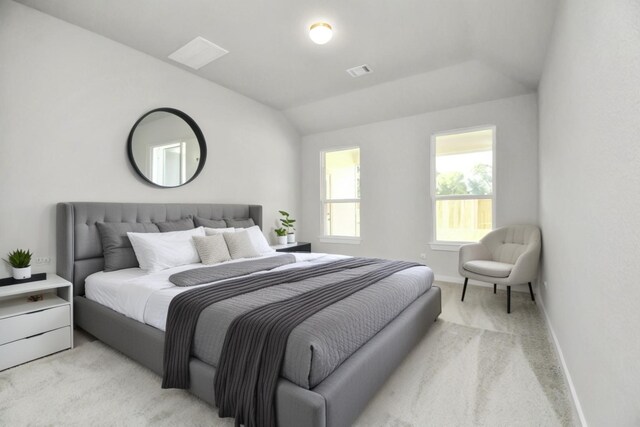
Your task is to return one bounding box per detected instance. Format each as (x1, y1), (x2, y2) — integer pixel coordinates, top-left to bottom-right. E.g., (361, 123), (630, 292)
(191, 260), (433, 389)
(169, 254), (296, 287)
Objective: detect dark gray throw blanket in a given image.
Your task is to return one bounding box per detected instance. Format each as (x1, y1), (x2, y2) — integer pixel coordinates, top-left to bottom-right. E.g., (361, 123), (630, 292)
(162, 257), (384, 389)
(214, 259), (419, 427)
(169, 254), (296, 287)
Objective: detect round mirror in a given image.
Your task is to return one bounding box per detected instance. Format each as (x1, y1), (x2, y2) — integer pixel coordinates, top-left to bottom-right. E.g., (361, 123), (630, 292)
(127, 108), (207, 188)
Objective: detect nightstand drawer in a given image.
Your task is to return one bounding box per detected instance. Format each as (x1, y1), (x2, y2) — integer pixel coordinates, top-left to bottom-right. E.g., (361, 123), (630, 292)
(0, 305), (70, 346)
(0, 326), (70, 371)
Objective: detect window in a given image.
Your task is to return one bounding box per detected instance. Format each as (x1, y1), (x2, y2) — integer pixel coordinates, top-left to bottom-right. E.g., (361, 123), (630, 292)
(151, 141), (187, 186)
(321, 147), (360, 240)
(431, 127), (494, 243)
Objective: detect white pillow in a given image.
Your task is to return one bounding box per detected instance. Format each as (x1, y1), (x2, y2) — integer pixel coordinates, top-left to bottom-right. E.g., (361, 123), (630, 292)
(204, 227), (236, 236)
(244, 225), (276, 255)
(192, 234), (231, 264)
(127, 227), (205, 272)
(223, 230), (260, 259)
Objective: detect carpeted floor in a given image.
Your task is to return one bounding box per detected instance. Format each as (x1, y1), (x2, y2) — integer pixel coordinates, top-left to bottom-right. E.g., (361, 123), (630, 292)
(0, 282), (578, 426)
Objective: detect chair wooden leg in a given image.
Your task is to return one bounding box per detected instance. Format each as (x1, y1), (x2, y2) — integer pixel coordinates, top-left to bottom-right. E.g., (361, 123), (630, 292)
(507, 286), (511, 313)
(461, 277), (468, 302)
(493, 283), (497, 294)
(528, 282), (535, 301)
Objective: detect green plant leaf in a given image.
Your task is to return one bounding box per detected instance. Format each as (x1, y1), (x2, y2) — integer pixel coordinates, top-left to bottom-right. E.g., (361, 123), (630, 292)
(6, 249), (32, 268)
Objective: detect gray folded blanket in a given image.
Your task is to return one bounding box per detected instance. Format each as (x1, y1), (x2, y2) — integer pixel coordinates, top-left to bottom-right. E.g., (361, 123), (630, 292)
(163, 257), (383, 390)
(169, 254), (296, 287)
(163, 256), (421, 427)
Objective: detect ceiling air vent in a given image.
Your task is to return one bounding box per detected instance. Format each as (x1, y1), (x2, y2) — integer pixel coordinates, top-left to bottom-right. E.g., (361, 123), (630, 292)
(346, 64), (373, 78)
(168, 36), (228, 70)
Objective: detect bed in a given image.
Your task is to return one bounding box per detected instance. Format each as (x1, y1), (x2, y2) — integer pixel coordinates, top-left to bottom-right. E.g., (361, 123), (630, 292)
(57, 202), (441, 427)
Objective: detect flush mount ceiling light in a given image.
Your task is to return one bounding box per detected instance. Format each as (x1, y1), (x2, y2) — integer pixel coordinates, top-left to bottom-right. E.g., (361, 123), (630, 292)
(309, 22), (333, 45)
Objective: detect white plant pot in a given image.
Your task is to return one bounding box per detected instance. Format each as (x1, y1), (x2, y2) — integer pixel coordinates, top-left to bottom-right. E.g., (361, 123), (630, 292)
(276, 236), (288, 245)
(287, 233), (296, 244)
(13, 266), (31, 280)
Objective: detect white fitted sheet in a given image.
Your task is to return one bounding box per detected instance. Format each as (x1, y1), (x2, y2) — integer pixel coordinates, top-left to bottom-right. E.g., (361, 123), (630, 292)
(85, 253), (346, 331)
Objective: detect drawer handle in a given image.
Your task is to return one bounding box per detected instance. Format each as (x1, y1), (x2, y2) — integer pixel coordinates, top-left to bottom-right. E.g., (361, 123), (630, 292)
(25, 331), (46, 340)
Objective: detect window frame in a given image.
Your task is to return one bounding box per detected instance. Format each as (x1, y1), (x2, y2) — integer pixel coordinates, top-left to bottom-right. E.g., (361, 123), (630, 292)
(429, 125), (496, 250)
(319, 146), (362, 244)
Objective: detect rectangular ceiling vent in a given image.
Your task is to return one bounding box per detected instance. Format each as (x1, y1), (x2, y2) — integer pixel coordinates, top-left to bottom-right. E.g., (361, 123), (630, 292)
(168, 36), (228, 70)
(346, 64), (373, 78)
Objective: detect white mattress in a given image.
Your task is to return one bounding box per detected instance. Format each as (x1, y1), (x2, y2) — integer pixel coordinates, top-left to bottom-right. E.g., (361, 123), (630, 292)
(85, 253), (347, 331)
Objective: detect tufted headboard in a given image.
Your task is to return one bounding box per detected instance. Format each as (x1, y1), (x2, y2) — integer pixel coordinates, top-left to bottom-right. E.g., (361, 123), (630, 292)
(56, 202), (262, 296)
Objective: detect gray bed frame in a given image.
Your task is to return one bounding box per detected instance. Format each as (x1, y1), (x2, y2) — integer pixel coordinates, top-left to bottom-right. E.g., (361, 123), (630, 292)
(57, 202), (441, 427)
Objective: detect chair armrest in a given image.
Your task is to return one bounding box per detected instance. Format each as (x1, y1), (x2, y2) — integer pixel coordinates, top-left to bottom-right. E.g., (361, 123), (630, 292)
(458, 243), (492, 274)
(508, 246), (541, 284)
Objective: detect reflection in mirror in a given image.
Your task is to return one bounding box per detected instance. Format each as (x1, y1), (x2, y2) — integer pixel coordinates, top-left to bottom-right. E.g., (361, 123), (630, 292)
(128, 109), (206, 187)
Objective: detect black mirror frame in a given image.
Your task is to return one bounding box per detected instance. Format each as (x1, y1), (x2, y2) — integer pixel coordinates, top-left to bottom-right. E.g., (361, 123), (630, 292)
(127, 107), (208, 188)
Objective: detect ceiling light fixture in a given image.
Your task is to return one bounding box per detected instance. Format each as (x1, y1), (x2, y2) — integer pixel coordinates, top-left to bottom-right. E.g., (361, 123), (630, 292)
(309, 22), (333, 45)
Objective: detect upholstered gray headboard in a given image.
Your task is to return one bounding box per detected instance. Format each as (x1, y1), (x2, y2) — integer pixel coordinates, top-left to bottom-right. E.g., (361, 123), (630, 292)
(56, 202), (262, 296)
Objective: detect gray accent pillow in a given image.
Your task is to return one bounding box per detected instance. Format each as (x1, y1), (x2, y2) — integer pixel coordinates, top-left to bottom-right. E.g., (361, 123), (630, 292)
(204, 227), (236, 235)
(192, 234), (231, 264)
(96, 222), (159, 271)
(223, 230), (260, 259)
(225, 218), (255, 228)
(194, 217), (227, 228)
(156, 216), (195, 232)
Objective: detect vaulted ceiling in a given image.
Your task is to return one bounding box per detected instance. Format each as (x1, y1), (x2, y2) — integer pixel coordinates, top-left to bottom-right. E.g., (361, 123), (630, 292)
(17, 0), (558, 134)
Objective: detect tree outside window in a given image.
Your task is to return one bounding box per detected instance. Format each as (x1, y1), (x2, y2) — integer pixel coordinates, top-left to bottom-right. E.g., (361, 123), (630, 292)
(432, 128), (494, 242)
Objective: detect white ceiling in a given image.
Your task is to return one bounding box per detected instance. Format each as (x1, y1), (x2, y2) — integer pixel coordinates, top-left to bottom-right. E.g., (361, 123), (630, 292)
(16, 0), (558, 134)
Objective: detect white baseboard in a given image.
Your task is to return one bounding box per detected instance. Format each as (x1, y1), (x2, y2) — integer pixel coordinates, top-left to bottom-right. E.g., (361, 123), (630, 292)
(434, 274), (530, 293)
(537, 296), (588, 426)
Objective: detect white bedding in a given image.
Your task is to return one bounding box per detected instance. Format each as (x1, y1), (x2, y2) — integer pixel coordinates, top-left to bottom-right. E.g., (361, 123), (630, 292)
(85, 253), (347, 331)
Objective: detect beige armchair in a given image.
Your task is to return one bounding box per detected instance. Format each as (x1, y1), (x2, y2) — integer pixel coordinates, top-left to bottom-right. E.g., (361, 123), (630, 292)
(459, 225), (541, 313)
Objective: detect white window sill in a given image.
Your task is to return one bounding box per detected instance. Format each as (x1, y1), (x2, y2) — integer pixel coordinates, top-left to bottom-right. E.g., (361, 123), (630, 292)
(319, 236), (361, 245)
(429, 242), (465, 252)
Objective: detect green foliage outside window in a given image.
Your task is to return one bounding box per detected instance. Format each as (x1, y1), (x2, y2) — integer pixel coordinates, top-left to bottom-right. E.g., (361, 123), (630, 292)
(436, 163), (492, 196)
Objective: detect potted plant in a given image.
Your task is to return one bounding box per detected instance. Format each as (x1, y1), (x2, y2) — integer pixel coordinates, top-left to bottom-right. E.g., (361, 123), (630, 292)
(274, 228), (288, 245)
(4, 249), (33, 280)
(279, 210), (296, 243)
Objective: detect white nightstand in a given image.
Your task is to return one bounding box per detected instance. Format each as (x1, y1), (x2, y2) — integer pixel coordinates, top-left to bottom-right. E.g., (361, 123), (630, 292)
(0, 274), (73, 371)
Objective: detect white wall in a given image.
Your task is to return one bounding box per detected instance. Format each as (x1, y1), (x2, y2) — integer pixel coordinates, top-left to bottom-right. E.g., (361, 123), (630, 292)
(300, 94), (538, 281)
(0, 0), (300, 278)
(538, 0), (640, 425)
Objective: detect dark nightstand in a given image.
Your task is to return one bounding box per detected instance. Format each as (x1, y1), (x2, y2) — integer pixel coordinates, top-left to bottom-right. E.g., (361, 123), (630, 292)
(273, 242), (311, 253)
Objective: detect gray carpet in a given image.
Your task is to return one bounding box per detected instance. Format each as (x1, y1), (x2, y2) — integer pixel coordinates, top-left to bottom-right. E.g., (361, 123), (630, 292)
(0, 282), (578, 426)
